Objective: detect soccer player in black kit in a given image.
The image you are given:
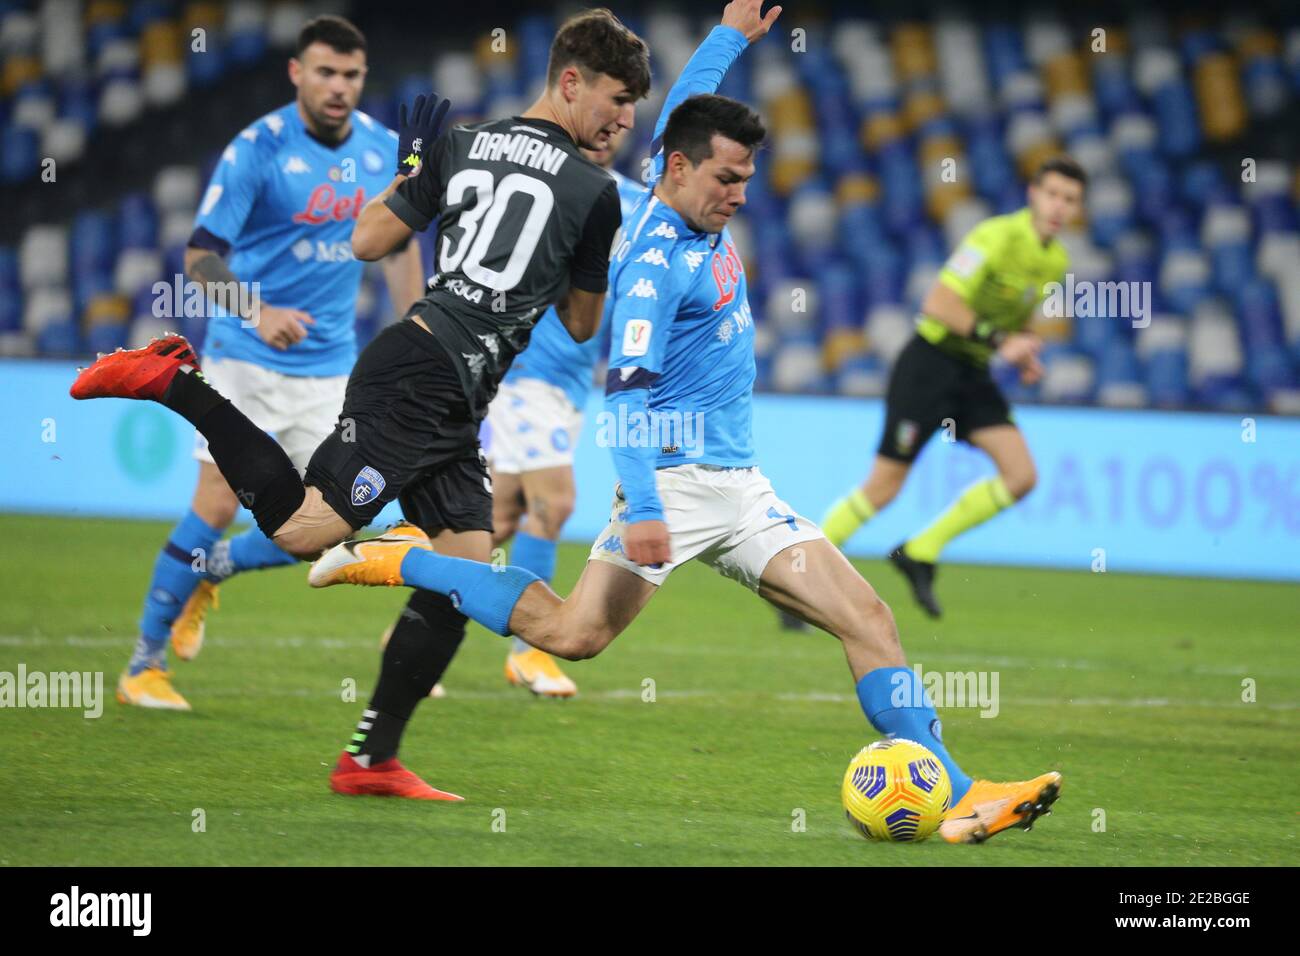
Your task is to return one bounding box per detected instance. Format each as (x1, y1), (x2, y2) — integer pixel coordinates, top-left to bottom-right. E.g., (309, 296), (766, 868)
(71, 9), (650, 798)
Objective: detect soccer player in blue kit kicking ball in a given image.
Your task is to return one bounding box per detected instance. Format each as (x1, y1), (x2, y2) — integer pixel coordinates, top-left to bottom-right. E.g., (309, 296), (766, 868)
(310, 85), (1063, 843)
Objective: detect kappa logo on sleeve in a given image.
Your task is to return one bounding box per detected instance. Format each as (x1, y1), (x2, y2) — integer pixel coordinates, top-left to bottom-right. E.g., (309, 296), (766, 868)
(622, 319), (652, 356)
(626, 278), (658, 299)
(635, 247), (670, 269)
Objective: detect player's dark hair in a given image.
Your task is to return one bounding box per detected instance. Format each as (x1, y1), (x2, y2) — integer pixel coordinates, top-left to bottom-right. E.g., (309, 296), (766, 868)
(662, 94), (767, 166)
(547, 8), (650, 100)
(1033, 155), (1087, 190)
(296, 15), (366, 57)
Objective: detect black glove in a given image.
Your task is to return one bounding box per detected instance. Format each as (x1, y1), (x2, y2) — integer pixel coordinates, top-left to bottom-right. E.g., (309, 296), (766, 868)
(397, 92), (451, 176)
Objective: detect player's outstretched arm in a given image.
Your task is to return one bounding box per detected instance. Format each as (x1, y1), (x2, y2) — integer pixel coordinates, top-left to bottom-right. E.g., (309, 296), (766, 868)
(646, 0), (781, 175)
(355, 92), (451, 260)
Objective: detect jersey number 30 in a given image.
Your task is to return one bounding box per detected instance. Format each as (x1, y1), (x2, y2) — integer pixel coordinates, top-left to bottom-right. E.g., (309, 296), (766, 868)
(439, 169), (554, 292)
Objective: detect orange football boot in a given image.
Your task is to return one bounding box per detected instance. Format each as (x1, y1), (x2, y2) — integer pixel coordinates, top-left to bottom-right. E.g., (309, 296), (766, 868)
(939, 772), (1062, 844)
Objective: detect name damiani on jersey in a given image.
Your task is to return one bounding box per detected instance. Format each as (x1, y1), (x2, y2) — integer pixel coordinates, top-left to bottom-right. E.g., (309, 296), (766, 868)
(467, 130), (569, 176)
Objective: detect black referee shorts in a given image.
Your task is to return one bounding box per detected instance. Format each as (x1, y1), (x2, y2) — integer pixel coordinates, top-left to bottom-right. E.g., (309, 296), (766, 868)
(304, 318), (493, 533)
(877, 334), (1014, 463)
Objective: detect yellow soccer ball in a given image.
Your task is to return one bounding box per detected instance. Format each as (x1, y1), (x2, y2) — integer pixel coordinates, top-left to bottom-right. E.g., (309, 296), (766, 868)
(842, 738), (952, 842)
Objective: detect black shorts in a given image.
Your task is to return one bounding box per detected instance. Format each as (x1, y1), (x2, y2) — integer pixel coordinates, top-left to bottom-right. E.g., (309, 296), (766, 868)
(304, 319), (493, 533)
(877, 334), (1014, 463)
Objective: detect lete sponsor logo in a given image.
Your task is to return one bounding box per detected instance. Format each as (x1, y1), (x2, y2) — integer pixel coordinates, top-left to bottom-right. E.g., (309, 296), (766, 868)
(292, 184), (367, 225)
(710, 238), (743, 311)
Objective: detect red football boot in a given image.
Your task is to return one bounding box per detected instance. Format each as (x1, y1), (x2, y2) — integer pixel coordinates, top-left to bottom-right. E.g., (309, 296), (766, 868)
(70, 333), (200, 401)
(328, 752), (464, 801)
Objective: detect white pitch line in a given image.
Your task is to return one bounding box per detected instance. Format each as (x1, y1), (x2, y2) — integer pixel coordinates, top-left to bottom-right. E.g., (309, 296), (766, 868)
(120, 684), (1298, 712)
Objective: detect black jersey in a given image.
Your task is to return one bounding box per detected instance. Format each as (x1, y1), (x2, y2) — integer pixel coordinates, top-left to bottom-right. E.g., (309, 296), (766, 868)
(385, 115), (621, 411)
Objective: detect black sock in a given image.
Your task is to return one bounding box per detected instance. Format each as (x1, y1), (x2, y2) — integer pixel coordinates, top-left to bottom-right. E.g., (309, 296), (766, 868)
(162, 369), (305, 538)
(351, 591), (467, 763)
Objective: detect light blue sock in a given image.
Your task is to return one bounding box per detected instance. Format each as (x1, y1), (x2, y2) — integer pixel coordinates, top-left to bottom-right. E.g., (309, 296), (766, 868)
(399, 549), (540, 637)
(205, 527), (297, 582)
(131, 510), (222, 674)
(508, 532), (557, 654)
(855, 665), (973, 803)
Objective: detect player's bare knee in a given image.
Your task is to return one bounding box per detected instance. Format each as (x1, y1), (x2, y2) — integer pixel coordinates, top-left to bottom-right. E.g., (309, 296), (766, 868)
(848, 592), (900, 653)
(545, 616), (610, 661)
(527, 493), (574, 539)
(272, 524), (335, 560)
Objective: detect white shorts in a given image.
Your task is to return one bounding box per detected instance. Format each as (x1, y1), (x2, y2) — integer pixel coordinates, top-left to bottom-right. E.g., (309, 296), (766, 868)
(588, 464), (825, 590)
(193, 357), (347, 474)
(483, 377), (584, 475)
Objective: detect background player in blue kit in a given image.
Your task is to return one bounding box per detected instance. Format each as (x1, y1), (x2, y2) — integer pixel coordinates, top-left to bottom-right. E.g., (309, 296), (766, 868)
(481, 0), (770, 699)
(118, 16), (426, 710)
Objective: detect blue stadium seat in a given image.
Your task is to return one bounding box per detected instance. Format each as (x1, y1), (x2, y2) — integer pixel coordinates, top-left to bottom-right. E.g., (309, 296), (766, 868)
(118, 193), (159, 250)
(86, 322), (129, 355)
(36, 321), (80, 356)
(1145, 349), (1190, 407)
(0, 124), (39, 184)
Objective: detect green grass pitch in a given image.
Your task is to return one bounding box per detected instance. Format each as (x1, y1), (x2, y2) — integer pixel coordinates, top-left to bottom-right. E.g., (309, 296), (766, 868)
(1, 513), (1295, 866)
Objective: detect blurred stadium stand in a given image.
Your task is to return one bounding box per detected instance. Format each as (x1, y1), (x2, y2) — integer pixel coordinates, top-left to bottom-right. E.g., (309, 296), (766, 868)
(2, 0), (1298, 413)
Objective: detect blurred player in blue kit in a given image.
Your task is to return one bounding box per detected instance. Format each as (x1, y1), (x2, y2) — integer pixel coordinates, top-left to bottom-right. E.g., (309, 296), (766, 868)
(118, 15), (425, 710)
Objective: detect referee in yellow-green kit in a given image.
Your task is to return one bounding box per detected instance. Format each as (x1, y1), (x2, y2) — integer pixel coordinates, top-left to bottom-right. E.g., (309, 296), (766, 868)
(823, 156), (1085, 618)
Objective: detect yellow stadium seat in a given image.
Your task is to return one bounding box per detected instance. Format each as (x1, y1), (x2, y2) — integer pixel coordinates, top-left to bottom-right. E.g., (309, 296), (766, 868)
(141, 21), (184, 69)
(85, 0), (127, 27)
(836, 173), (879, 207)
(475, 32), (516, 68)
(823, 330), (867, 372)
(185, 2), (225, 33)
(1194, 53), (1246, 142)
(902, 90), (945, 132)
(1036, 314), (1072, 343)
(770, 154), (817, 196)
(2, 56), (42, 97)
(1017, 141), (1063, 180)
(84, 294), (131, 328)
(767, 89), (816, 132)
(1044, 52), (1089, 99)
(926, 180), (972, 224)
(1235, 30), (1279, 60)
(919, 134), (962, 167)
(891, 24), (936, 81)
(860, 112), (903, 153)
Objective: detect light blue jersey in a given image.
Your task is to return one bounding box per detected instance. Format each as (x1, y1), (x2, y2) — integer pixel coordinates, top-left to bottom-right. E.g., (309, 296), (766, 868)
(502, 169), (644, 409)
(503, 25), (749, 414)
(601, 25), (755, 523)
(193, 102), (399, 376)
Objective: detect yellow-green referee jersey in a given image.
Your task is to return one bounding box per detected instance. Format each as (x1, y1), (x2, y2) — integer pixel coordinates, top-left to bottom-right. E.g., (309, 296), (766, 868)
(915, 207), (1070, 367)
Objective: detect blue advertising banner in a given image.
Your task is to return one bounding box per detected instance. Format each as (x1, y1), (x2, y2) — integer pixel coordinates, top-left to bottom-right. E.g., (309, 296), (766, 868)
(3, 359), (1297, 581)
